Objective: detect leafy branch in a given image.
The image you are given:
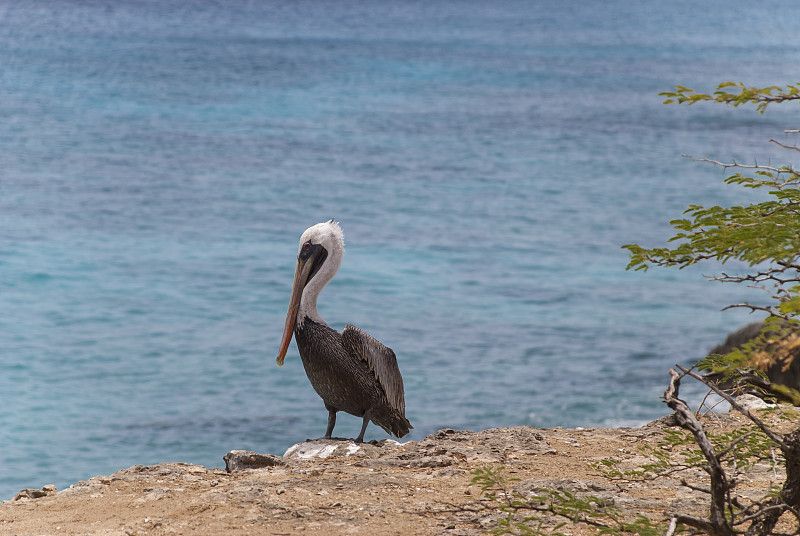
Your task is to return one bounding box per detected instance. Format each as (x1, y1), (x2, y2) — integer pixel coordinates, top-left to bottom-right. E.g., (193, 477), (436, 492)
(624, 80), (800, 400)
(592, 425), (775, 486)
(660, 82), (800, 113)
(470, 467), (669, 536)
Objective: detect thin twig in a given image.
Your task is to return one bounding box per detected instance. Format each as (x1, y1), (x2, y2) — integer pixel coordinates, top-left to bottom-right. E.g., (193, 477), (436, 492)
(770, 446), (779, 480)
(676, 365), (786, 448)
(734, 503), (792, 525)
(716, 431), (756, 459)
(671, 512), (720, 534)
(681, 479), (711, 494)
(664, 516), (678, 536)
(702, 396), (729, 417)
(771, 138), (800, 152)
(697, 389), (716, 417)
(682, 155), (798, 174)
(720, 303), (794, 322)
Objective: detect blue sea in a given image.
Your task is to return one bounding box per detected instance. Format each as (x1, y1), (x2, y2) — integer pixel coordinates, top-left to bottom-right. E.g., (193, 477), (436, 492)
(3, 0), (800, 499)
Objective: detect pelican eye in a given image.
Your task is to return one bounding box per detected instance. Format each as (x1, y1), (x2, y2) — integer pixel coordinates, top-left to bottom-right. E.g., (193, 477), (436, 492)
(299, 241), (317, 262)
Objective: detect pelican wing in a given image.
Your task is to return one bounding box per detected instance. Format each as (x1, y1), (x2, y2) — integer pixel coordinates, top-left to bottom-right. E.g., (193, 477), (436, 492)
(342, 324), (405, 414)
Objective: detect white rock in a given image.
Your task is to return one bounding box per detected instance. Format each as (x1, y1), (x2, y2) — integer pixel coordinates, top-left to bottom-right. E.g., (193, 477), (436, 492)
(283, 439), (361, 459)
(734, 394), (776, 411)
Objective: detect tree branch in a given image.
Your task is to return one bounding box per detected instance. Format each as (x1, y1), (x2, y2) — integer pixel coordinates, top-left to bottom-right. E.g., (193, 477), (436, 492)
(664, 516), (678, 536)
(675, 366), (785, 448)
(682, 155), (798, 175)
(664, 369), (732, 535)
(771, 138), (800, 153)
(716, 431), (757, 459)
(720, 303), (794, 322)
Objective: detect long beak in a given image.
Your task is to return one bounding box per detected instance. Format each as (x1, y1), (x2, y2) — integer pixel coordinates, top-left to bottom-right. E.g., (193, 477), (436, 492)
(276, 256), (314, 366)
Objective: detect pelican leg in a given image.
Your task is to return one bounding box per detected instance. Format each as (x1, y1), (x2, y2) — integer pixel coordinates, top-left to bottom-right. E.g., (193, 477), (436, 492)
(355, 411), (371, 443)
(324, 408), (337, 439)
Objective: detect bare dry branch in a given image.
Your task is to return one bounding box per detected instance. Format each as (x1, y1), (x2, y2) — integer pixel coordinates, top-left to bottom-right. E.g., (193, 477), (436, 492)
(664, 516), (678, 536)
(709, 268), (800, 287)
(771, 138), (800, 152)
(720, 303), (794, 322)
(676, 366), (785, 447)
(672, 512), (723, 535)
(682, 155), (798, 175)
(681, 479), (711, 494)
(664, 369), (732, 535)
(735, 503), (795, 525)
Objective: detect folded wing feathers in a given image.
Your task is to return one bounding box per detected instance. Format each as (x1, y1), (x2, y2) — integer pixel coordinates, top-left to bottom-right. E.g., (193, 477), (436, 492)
(342, 324), (405, 414)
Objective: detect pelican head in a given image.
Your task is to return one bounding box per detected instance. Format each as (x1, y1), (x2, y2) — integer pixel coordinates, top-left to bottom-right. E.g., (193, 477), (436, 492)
(276, 220), (344, 366)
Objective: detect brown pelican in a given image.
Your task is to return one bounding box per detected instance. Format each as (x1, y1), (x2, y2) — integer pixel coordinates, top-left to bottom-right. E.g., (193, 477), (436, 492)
(276, 220), (412, 443)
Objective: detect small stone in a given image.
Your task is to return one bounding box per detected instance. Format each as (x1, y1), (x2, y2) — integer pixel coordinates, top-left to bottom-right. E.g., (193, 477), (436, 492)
(13, 489), (47, 500)
(418, 456), (454, 468)
(223, 450), (285, 473)
(13, 484), (57, 501)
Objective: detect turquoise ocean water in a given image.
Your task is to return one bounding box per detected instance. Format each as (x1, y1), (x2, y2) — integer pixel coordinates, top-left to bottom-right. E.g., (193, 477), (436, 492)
(2, 1), (800, 499)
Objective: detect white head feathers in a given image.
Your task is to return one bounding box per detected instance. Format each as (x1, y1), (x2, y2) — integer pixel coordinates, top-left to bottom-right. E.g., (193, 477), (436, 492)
(298, 219), (345, 257)
(297, 220), (345, 326)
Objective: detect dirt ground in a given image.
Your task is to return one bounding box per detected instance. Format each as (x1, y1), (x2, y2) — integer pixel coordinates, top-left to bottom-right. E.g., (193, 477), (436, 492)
(1, 409), (795, 536)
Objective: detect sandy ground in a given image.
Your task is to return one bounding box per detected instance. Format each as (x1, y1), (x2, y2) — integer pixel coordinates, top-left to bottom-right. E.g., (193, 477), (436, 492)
(2, 410), (795, 536)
